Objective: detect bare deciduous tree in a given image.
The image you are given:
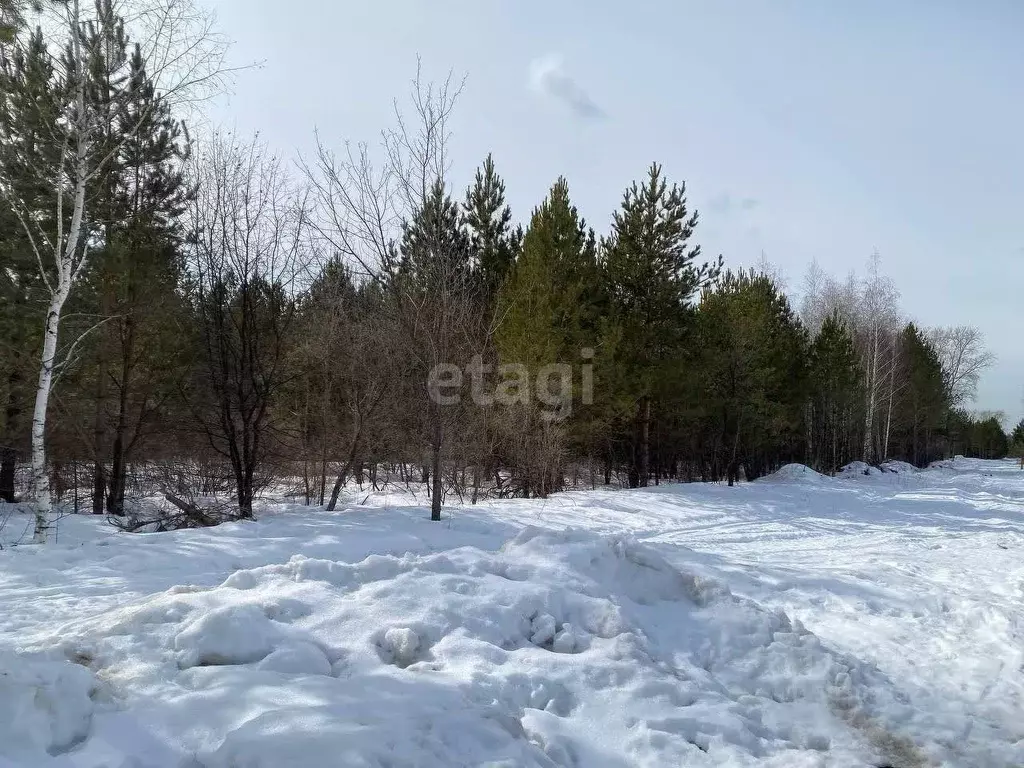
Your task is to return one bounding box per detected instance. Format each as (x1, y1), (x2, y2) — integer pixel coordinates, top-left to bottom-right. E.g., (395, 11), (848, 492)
(183, 134), (309, 519)
(304, 62), (485, 522)
(800, 255), (904, 462)
(858, 252), (901, 463)
(928, 325), (995, 408)
(288, 253), (395, 511)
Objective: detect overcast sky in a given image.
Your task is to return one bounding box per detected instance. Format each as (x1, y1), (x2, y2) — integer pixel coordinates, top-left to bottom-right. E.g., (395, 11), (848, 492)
(204, 0), (1024, 423)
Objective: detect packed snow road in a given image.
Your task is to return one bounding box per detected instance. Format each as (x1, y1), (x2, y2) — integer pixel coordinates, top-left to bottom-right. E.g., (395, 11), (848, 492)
(0, 458), (1022, 767)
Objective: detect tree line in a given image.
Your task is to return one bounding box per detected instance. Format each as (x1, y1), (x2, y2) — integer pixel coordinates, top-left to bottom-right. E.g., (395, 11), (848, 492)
(0, 1), (1011, 539)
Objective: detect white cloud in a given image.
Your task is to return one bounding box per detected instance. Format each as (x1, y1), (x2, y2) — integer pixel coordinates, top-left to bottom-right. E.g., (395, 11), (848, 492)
(528, 54), (605, 120)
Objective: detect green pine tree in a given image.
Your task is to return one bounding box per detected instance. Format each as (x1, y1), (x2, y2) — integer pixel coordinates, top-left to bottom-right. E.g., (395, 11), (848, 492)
(495, 177), (600, 496)
(604, 162), (721, 487)
(496, 178), (598, 368)
(1010, 418), (1024, 448)
(0, 26), (60, 501)
(1008, 418), (1024, 466)
(100, 39), (191, 515)
(808, 312), (863, 473)
(0, 0), (33, 43)
(891, 323), (948, 466)
(462, 154), (521, 301)
(694, 270), (808, 484)
(399, 179), (472, 289)
(77, 0), (131, 513)
(968, 417), (1009, 459)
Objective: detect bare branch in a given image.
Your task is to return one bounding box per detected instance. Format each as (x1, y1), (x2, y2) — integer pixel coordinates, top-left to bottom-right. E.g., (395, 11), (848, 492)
(928, 324), (995, 407)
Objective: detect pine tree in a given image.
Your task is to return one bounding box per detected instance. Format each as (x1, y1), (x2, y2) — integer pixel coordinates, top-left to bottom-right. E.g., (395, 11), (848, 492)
(399, 179), (472, 288)
(80, 0), (130, 514)
(1008, 418), (1024, 467)
(0, 27), (60, 502)
(0, 0), (31, 43)
(462, 154), (521, 300)
(99, 40), (191, 515)
(0, 0), (125, 539)
(966, 417), (1008, 459)
(1011, 418), (1024, 448)
(808, 312), (862, 473)
(604, 162), (721, 487)
(495, 177), (600, 496)
(891, 323), (948, 466)
(695, 270), (808, 484)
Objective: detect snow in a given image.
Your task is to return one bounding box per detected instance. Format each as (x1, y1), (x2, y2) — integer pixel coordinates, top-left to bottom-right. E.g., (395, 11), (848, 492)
(879, 460), (918, 474)
(756, 463), (827, 484)
(1, 458), (1023, 766)
(256, 641), (332, 676)
(0, 651), (97, 762)
(838, 461), (882, 477)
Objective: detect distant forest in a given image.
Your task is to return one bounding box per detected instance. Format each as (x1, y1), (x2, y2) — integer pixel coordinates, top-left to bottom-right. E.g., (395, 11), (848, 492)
(1, 0), (1018, 540)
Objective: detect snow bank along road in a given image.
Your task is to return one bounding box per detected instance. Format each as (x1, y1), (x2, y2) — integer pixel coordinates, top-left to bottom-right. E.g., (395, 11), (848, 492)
(0, 458), (1022, 767)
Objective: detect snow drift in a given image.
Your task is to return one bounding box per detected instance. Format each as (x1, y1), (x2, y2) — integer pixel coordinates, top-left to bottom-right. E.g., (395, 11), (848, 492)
(756, 463), (828, 484)
(879, 460), (918, 474)
(2, 458), (1023, 766)
(838, 461), (882, 477)
(0, 652), (97, 762)
(29, 528), (934, 767)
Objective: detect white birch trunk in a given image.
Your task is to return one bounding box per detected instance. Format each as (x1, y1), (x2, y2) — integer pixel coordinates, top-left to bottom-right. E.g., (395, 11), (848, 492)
(862, 323), (878, 463)
(883, 374), (894, 461)
(30, 298), (65, 542)
(30, 186), (86, 541)
(30, 0), (89, 543)
(882, 330), (897, 461)
(11, 0), (224, 541)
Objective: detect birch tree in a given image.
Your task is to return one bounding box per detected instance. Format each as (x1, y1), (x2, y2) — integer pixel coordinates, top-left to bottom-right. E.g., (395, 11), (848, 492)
(0, 0), (228, 541)
(799, 260), (860, 336)
(927, 325), (995, 408)
(0, 0), (95, 543)
(857, 252), (900, 463)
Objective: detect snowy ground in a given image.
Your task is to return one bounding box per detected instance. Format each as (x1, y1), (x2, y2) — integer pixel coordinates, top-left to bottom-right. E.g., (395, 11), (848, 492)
(1, 458), (1022, 767)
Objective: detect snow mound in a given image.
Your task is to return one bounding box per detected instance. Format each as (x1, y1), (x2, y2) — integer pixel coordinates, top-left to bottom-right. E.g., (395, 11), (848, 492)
(0, 652), (98, 763)
(174, 603), (292, 668)
(879, 460), (917, 474)
(929, 457), (968, 470)
(838, 461), (882, 477)
(52, 528), (931, 766)
(757, 463), (828, 484)
(204, 696), (548, 768)
(376, 626), (425, 667)
(257, 642), (332, 676)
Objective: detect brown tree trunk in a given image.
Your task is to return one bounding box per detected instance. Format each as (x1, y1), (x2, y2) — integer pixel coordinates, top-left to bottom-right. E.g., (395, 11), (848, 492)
(106, 315), (136, 517)
(430, 415), (443, 521)
(0, 451), (15, 504)
(727, 413), (741, 487)
(0, 369), (19, 503)
(637, 396), (651, 488)
(236, 460), (255, 520)
(327, 426), (362, 512)
(92, 285), (115, 515)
